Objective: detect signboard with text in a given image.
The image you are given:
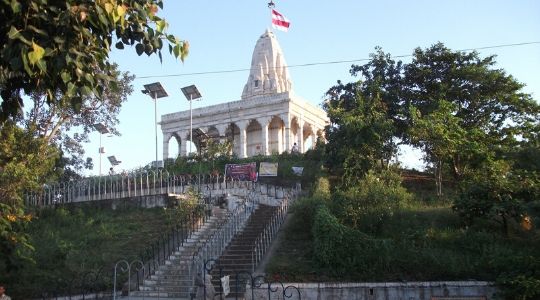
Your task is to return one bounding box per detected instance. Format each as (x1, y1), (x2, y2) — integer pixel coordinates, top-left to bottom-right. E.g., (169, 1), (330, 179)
(259, 162), (278, 177)
(225, 162), (257, 181)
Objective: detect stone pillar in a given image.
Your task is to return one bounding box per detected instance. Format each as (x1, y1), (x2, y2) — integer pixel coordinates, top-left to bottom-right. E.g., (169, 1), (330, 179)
(237, 120), (249, 158)
(311, 132), (317, 149)
(162, 133), (171, 161)
(215, 124), (228, 143)
(299, 117), (304, 153)
(281, 113), (291, 153)
(179, 131), (188, 157)
(258, 117), (272, 156)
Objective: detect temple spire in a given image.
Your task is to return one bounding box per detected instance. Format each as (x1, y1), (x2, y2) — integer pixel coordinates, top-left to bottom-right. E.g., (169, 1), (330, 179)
(241, 30), (293, 100)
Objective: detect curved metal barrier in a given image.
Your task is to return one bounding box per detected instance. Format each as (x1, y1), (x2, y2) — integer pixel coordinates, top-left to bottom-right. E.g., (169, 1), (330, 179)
(23, 171), (238, 206)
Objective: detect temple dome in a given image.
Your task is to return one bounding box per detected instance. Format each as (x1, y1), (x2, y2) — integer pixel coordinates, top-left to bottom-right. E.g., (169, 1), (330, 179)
(241, 29), (293, 99)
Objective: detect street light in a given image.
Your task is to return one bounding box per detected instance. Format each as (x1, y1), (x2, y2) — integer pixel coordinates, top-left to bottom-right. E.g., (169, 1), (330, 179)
(142, 82), (168, 173)
(93, 123), (110, 176)
(107, 155), (122, 174)
(181, 85), (202, 156)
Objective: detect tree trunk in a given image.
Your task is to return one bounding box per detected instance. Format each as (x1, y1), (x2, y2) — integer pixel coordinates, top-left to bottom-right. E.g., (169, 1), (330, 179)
(436, 159), (443, 197)
(451, 154), (463, 180)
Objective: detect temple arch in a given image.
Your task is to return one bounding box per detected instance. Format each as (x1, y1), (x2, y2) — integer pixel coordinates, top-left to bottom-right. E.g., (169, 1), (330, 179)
(167, 134), (181, 160)
(290, 116), (301, 152)
(303, 123), (315, 151)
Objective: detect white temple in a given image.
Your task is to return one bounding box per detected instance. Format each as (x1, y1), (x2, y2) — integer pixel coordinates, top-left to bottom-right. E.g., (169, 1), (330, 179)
(160, 30), (328, 159)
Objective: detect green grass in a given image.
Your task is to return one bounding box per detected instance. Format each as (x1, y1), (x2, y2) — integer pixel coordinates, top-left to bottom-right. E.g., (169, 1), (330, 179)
(4, 205), (177, 299)
(266, 200), (540, 283)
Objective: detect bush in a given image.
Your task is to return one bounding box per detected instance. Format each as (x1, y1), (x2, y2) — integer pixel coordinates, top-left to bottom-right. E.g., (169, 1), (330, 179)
(312, 206), (362, 272)
(453, 160), (532, 235)
(331, 169), (412, 231)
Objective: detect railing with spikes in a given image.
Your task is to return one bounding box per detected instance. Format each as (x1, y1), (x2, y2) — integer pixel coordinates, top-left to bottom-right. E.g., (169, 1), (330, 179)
(252, 188), (300, 273)
(188, 186), (260, 295)
(23, 171), (247, 206)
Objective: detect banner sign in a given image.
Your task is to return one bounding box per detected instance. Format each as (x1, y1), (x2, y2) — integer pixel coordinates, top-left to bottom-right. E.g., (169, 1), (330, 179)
(225, 162), (257, 181)
(292, 166), (304, 176)
(259, 162), (278, 177)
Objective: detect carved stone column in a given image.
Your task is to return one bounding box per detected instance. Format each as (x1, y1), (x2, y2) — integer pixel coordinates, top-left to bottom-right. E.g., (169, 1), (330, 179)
(237, 120), (249, 158)
(162, 133), (172, 161)
(281, 113), (291, 153)
(215, 124), (228, 143)
(299, 117), (305, 153)
(311, 132), (318, 149)
(258, 117), (272, 155)
(179, 131), (188, 157)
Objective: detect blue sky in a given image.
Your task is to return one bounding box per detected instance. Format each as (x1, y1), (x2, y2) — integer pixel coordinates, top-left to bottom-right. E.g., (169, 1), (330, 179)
(85, 0), (540, 175)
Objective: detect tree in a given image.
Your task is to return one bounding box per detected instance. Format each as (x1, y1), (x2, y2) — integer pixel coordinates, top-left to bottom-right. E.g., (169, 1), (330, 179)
(0, 121), (58, 271)
(408, 100), (470, 196)
(324, 81), (396, 186)
(403, 43), (540, 180)
(23, 64), (134, 179)
(0, 0), (188, 272)
(1, 0), (188, 122)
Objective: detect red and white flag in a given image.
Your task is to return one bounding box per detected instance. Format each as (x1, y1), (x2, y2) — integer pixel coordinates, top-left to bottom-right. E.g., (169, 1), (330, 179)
(271, 9), (290, 32)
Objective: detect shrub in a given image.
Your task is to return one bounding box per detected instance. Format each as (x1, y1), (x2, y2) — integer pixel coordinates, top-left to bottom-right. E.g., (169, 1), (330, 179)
(453, 160), (532, 235)
(313, 206), (360, 272)
(331, 169), (412, 231)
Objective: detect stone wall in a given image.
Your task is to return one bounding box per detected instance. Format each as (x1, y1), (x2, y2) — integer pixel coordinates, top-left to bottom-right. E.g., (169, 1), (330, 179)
(246, 281), (496, 300)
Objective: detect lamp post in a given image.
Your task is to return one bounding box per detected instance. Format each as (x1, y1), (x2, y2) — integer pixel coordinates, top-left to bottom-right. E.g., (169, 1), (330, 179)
(142, 82), (168, 173)
(107, 155), (122, 174)
(93, 123), (110, 176)
(181, 85), (202, 156)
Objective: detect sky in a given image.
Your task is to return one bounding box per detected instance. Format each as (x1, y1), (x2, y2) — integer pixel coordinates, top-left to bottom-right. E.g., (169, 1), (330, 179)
(84, 0), (540, 175)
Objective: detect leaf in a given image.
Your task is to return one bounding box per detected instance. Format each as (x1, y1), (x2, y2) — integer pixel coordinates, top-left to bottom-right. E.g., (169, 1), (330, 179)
(36, 59), (47, 73)
(104, 3), (114, 14)
(21, 49), (33, 75)
(115, 41), (124, 49)
(81, 85), (92, 96)
(10, 0), (21, 13)
(27, 25), (48, 37)
(156, 20), (166, 33)
(8, 26), (21, 39)
(61, 72), (71, 83)
(84, 73), (95, 85)
(67, 82), (76, 97)
(117, 5), (126, 17)
(135, 43), (144, 56)
(27, 42), (45, 65)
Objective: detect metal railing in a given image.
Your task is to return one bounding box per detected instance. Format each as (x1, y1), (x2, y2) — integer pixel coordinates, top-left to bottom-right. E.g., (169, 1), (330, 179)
(252, 188), (299, 272)
(189, 188), (260, 294)
(134, 207), (211, 291)
(23, 170), (253, 206)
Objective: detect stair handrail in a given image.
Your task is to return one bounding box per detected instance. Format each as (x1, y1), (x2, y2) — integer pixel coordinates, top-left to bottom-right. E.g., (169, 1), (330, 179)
(134, 200), (210, 290)
(24, 170), (228, 206)
(188, 186), (260, 294)
(251, 187), (299, 272)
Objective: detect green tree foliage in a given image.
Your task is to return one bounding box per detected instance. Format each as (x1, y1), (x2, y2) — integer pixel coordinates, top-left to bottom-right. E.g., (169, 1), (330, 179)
(0, 0), (188, 121)
(404, 43), (539, 180)
(324, 81), (396, 186)
(0, 0), (188, 275)
(0, 121), (58, 271)
(330, 169), (412, 232)
(408, 100), (470, 196)
(453, 159), (537, 235)
(25, 64), (134, 180)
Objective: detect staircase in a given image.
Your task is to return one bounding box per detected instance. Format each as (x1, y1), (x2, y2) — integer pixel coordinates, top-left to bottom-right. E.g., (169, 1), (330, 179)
(130, 207), (228, 299)
(209, 204), (278, 298)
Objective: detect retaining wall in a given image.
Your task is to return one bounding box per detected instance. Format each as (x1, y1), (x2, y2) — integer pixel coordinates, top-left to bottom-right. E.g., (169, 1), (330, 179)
(247, 281), (496, 300)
